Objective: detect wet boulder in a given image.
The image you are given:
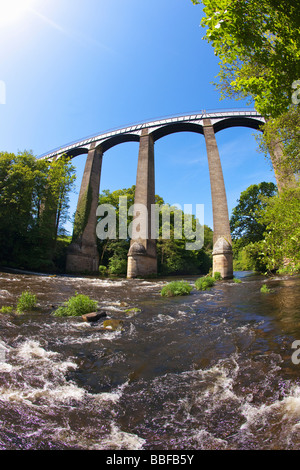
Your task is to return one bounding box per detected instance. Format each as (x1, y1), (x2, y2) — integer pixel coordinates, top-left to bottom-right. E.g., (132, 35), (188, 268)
(82, 311), (107, 322)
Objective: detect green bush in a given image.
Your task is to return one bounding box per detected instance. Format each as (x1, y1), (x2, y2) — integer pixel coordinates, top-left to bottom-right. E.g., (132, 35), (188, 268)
(277, 263), (300, 275)
(16, 291), (37, 314)
(161, 280), (193, 297)
(195, 276), (215, 291)
(108, 255), (127, 276)
(53, 293), (98, 317)
(0, 306), (13, 314)
(233, 277), (242, 283)
(98, 265), (107, 276)
(260, 284), (271, 293)
(214, 272), (222, 280)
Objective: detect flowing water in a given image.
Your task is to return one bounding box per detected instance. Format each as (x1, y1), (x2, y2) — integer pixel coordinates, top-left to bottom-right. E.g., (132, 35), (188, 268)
(0, 269), (300, 450)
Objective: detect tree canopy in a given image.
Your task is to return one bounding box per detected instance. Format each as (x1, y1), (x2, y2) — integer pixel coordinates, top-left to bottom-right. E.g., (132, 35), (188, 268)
(230, 181), (300, 273)
(260, 186), (300, 271)
(192, 0), (300, 118)
(230, 181), (277, 246)
(0, 151), (75, 271)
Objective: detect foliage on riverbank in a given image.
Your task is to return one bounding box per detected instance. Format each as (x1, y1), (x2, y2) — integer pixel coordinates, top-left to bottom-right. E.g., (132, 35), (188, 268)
(231, 183), (300, 275)
(0, 151), (75, 273)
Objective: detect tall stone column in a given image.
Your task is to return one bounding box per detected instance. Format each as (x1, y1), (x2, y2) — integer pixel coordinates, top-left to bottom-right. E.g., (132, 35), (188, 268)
(203, 119), (233, 279)
(127, 129), (157, 278)
(66, 144), (103, 273)
(268, 138), (297, 192)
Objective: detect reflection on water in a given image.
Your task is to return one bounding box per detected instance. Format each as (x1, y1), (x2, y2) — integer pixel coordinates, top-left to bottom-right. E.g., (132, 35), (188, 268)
(0, 270), (300, 449)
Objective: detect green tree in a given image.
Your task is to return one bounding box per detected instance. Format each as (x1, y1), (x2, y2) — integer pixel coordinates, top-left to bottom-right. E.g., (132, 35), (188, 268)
(0, 151), (75, 271)
(258, 185), (300, 272)
(229, 182), (277, 271)
(230, 181), (300, 273)
(192, 0), (300, 118)
(191, 0), (300, 188)
(0, 151), (47, 265)
(230, 182), (277, 247)
(38, 155), (76, 257)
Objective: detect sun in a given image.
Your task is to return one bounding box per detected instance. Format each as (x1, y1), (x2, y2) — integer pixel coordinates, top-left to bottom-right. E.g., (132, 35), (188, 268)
(0, 0), (36, 25)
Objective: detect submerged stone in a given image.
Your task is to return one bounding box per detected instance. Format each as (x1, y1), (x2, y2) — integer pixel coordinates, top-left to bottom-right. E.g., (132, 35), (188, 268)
(124, 307), (141, 315)
(124, 307), (141, 312)
(102, 319), (123, 331)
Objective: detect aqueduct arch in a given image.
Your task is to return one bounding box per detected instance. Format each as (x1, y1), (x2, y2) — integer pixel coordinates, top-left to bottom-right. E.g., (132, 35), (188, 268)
(39, 110), (276, 279)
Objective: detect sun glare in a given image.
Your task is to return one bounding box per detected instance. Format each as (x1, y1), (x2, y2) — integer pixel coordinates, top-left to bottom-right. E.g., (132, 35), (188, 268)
(0, 0), (36, 25)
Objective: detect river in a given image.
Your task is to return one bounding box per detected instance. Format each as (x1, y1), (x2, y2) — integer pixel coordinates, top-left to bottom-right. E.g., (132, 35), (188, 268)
(0, 269), (300, 450)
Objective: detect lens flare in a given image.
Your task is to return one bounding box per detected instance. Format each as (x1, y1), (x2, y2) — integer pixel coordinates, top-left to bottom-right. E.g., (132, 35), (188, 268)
(0, 0), (36, 24)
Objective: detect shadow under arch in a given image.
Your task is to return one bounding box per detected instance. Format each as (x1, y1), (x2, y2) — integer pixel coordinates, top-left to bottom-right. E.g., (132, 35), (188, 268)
(99, 134), (140, 153)
(150, 116), (264, 143)
(62, 134), (140, 159)
(151, 122), (204, 142)
(64, 148), (89, 159)
(213, 116), (264, 134)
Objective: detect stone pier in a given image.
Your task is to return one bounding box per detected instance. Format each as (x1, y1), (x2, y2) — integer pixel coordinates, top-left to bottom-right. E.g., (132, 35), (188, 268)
(203, 119), (233, 279)
(268, 138), (297, 192)
(127, 129), (157, 278)
(66, 144), (103, 273)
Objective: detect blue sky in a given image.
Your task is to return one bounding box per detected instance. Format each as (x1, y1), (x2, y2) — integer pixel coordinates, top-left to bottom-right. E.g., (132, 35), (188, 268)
(0, 0), (276, 232)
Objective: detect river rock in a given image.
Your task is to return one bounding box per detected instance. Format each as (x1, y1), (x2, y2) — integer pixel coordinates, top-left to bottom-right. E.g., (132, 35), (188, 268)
(82, 311), (107, 322)
(102, 319), (123, 331)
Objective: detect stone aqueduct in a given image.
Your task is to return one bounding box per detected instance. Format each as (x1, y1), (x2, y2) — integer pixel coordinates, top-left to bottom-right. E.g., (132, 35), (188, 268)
(39, 109), (276, 280)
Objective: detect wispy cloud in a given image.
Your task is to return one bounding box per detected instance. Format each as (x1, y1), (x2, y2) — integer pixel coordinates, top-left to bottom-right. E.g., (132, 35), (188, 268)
(30, 8), (65, 33)
(29, 8), (114, 53)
